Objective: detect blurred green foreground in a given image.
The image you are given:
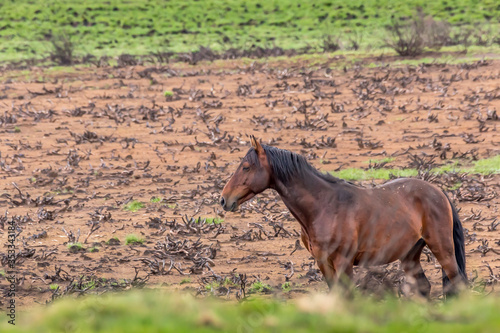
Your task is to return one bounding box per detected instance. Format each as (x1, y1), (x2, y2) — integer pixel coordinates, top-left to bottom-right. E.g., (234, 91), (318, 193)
(1, 290), (500, 333)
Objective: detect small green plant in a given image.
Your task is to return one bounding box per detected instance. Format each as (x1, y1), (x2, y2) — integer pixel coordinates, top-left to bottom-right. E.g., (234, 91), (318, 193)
(448, 182), (462, 191)
(111, 279), (128, 287)
(50, 284), (59, 290)
(81, 280), (96, 290)
(14, 126), (21, 133)
(150, 197), (162, 203)
(123, 200), (145, 212)
(180, 278), (191, 285)
(0, 270), (5, 277)
(249, 281), (272, 294)
(105, 236), (120, 245)
(61, 188), (74, 194)
(205, 281), (220, 291)
(67, 242), (84, 252)
(223, 277), (236, 287)
(195, 217), (223, 224)
(281, 282), (291, 293)
(163, 90), (174, 97)
(167, 203), (177, 209)
(88, 247), (99, 253)
(125, 234), (144, 245)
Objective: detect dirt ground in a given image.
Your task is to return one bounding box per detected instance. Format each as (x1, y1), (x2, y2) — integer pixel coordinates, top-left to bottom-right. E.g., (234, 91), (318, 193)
(1, 56), (499, 308)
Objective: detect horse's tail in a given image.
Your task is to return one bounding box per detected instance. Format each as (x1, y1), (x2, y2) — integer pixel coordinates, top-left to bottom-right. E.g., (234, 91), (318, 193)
(442, 192), (467, 291)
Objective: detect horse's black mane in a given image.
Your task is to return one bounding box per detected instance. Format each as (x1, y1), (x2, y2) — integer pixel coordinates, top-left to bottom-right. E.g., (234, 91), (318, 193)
(245, 145), (347, 185)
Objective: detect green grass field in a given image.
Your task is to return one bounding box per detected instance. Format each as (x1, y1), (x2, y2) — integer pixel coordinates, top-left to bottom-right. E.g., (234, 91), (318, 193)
(331, 154), (500, 181)
(1, 290), (500, 332)
(0, 0), (499, 63)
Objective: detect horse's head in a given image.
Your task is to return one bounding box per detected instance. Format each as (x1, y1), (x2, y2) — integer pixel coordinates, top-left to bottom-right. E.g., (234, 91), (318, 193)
(220, 136), (272, 212)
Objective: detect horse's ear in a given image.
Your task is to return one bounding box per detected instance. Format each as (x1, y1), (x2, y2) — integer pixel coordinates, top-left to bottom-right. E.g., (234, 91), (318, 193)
(250, 135), (264, 155)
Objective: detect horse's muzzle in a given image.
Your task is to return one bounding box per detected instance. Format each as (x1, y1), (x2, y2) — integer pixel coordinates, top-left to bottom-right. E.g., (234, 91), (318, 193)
(220, 196), (237, 212)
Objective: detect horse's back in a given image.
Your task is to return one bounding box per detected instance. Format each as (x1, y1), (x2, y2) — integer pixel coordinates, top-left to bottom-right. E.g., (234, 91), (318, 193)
(376, 178), (449, 208)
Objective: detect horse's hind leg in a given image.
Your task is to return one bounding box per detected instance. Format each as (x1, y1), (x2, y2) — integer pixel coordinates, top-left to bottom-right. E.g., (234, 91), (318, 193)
(426, 240), (461, 296)
(401, 238), (431, 297)
(422, 214), (461, 296)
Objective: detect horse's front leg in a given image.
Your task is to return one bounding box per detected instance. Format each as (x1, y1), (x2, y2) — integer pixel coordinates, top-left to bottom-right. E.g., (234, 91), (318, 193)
(335, 257), (354, 290)
(316, 254), (353, 290)
(316, 259), (336, 289)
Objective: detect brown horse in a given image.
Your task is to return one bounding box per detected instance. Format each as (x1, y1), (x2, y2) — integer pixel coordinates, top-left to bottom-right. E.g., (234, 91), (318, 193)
(220, 136), (467, 297)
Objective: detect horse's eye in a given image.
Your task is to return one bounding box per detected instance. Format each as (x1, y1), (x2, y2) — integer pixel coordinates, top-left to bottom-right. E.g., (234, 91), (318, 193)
(242, 166), (250, 171)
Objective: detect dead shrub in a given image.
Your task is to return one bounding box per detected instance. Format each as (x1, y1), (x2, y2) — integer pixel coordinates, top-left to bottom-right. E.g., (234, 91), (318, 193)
(386, 9), (451, 56)
(347, 31), (363, 51)
(421, 15), (451, 50)
(321, 35), (341, 52)
(386, 16), (425, 56)
(49, 32), (75, 65)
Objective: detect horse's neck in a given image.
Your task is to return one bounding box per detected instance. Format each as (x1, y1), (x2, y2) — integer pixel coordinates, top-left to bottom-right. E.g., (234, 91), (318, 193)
(273, 174), (329, 231)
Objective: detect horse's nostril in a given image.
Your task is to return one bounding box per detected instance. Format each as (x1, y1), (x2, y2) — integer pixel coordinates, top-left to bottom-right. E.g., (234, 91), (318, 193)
(220, 197), (225, 207)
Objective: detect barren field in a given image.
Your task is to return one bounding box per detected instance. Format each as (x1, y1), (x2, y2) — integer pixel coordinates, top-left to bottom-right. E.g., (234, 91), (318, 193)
(1, 56), (499, 309)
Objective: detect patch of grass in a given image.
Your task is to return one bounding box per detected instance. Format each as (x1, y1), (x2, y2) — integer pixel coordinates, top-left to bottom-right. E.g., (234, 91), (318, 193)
(448, 182), (463, 191)
(14, 126), (21, 133)
(167, 203), (177, 209)
(163, 90), (174, 97)
(81, 280), (96, 290)
(67, 242), (84, 252)
(49, 284), (59, 290)
(150, 197), (162, 203)
(433, 155), (500, 175)
(0, 1), (498, 64)
(123, 200), (145, 212)
(332, 154), (500, 181)
(365, 157), (396, 164)
(4, 290), (500, 332)
(281, 282), (291, 293)
(249, 281), (272, 294)
(195, 217), (223, 224)
(332, 168), (418, 181)
(0, 270), (5, 277)
(471, 154), (500, 174)
(125, 234), (144, 245)
(222, 277), (237, 287)
(179, 278), (191, 285)
(88, 247), (99, 253)
(105, 236), (120, 245)
(204, 281), (220, 291)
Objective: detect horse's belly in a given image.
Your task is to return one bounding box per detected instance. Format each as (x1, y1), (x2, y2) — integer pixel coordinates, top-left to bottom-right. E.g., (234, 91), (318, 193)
(353, 250), (402, 266)
(353, 232), (421, 266)
(352, 205), (422, 266)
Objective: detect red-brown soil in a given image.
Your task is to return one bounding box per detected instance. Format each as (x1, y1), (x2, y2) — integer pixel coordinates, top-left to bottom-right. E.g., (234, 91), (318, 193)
(0, 57), (499, 308)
